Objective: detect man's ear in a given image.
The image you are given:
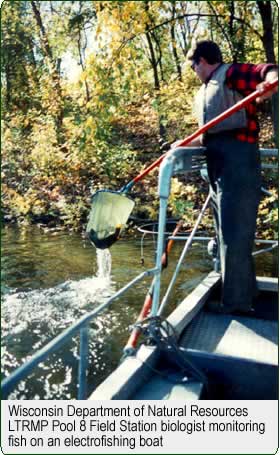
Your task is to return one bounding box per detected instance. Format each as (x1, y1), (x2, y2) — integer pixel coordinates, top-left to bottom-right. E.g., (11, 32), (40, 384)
(199, 57), (208, 65)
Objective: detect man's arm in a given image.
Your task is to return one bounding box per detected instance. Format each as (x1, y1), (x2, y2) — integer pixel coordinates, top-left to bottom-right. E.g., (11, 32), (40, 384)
(256, 68), (278, 103)
(226, 63), (278, 97)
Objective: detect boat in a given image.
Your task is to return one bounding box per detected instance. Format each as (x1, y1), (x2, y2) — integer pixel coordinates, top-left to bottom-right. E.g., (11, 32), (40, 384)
(1, 147), (278, 400)
(89, 146), (278, 401)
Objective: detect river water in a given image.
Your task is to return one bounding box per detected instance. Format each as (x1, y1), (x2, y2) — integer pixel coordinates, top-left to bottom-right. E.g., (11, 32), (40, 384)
(1, 225), (278, 399)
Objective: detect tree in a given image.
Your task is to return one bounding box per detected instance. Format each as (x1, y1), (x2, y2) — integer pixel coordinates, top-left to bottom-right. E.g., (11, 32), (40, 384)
(67, 1), (96, 102)
(1, 1), (39, 114)
(169, 2), (182, 81)
(257, 0), (276, 63)
(1, 1), (278, 230)
(30, 0), (65, 137)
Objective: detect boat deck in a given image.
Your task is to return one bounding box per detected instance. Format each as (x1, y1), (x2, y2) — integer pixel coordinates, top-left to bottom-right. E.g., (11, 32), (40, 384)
(180, 311), (277, 364)
(133, 309), (278, 400)
(177, 309), (278, 399)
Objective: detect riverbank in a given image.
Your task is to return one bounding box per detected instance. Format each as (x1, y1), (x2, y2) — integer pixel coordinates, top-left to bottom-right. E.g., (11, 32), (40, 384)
(2, 111), (278, 239)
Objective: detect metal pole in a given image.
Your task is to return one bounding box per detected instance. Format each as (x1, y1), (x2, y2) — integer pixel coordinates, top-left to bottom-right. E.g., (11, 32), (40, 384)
(158, 192), (211, 315)
(78, 325), (89, 400)
(151, 198), (168, 316)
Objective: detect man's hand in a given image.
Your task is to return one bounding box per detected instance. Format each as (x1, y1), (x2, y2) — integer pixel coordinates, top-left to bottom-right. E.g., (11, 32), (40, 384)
(171, 139), (183, 148)
(256, 71), (278, 103)
(171, 136), (203, 148)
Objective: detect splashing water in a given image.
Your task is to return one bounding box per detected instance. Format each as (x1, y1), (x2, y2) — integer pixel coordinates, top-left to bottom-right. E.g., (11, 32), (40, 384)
(96, 248), (112, 280)
(1, 246), (115, 399)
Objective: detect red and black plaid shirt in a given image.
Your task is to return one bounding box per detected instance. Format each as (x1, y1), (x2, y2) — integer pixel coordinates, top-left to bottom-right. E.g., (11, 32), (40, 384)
(225, 63), (277, 143)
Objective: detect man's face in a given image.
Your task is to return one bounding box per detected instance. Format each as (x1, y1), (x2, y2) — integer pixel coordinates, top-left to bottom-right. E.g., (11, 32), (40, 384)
(191, 58), (208, 83)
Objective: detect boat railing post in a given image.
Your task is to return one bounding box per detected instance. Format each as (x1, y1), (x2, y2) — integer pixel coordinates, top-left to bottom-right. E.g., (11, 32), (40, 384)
(78, 325), (89, 400)
(150, 155), (173, 316)
(151, 147), (205, 316)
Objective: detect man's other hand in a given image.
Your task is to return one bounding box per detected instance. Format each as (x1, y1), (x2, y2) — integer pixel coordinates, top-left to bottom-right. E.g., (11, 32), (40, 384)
(256, 72), (278, 103)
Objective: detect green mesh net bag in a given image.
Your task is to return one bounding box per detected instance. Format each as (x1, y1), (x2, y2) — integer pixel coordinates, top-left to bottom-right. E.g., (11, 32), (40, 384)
(86, 190), (135, 249)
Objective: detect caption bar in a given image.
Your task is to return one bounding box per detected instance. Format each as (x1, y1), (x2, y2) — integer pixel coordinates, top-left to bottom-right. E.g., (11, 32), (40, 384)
(1, 400), (278, 454)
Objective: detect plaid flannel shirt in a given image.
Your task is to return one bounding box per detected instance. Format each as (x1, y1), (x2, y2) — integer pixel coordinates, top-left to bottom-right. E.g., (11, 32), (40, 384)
(225, 63), (277, 143)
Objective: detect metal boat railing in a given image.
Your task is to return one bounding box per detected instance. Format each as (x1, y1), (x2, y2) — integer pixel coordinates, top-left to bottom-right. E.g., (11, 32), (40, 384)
(1, 147), (278, 399)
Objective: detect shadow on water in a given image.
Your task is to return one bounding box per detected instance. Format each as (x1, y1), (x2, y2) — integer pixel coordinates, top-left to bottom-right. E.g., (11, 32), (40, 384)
(1, 225), (278, 399)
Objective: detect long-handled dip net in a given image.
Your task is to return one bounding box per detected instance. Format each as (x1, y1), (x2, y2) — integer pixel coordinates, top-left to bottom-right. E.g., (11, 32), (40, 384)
(86, 79), (278, 249)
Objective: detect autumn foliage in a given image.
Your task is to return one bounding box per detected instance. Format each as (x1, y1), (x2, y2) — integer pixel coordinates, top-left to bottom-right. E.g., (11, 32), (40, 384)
(1, 1), (278, 238)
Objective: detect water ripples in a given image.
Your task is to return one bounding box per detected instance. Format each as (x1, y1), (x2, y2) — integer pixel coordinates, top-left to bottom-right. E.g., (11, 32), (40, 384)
(2, 248), (116, 399)
(2, 226), (276, 399)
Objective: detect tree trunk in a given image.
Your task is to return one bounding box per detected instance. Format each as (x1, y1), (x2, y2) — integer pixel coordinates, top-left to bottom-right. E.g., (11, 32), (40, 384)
(31, 0), (54, 60)
(77, 28), (90, 102)
(143, 2), (166, 140)
(170, 4), (182, 81)
(31, 0), (64, 138)
(145, 31), (160, 91)
(256, 0), (276, 63)
(150, 30), (165, 82)
(257, 1), (277, 142)
(207, 1), (235, 60)
(77, 1), (90, 102)
(145, 30), (166, 139)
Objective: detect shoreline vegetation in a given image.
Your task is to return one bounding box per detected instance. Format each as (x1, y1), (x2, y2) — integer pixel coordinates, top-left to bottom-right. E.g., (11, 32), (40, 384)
(2, 1), (278, 239)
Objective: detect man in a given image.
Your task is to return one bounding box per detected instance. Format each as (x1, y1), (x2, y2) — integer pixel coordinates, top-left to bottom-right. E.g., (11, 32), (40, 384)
(181, 40), (278, 314)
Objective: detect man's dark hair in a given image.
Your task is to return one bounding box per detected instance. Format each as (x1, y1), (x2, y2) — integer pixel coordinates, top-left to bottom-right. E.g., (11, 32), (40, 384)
(188, 40), (223, 64)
